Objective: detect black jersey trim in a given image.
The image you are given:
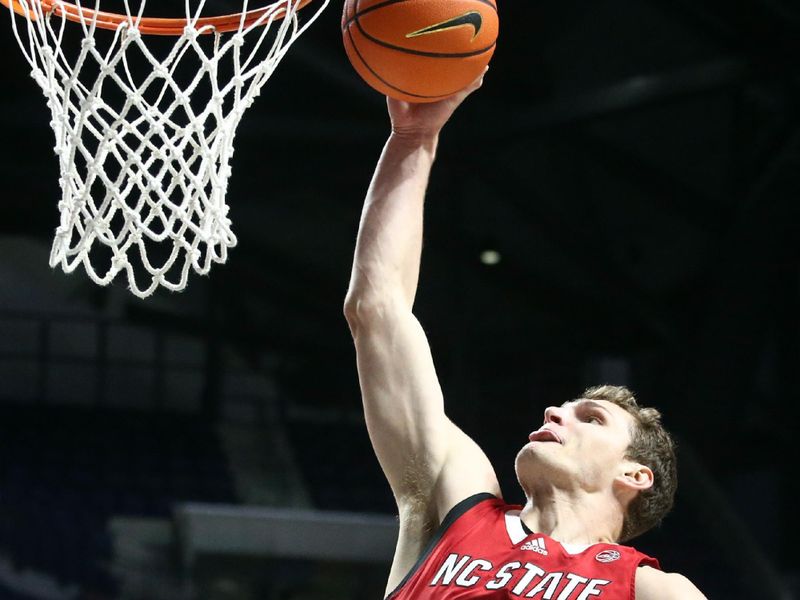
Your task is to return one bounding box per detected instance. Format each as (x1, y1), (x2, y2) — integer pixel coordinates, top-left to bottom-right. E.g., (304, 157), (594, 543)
(520, 519), (533, 535)
(385, 492), (497, 600)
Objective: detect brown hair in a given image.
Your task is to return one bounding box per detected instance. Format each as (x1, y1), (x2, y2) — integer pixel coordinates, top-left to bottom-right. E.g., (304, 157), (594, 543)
(581, 385), (677, 542)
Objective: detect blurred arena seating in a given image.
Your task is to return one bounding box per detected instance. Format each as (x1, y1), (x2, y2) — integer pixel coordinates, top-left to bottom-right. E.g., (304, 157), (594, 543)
(0, 583), (39, 600)
(0, 404), (236, 597)
(286, 417), (394, 514)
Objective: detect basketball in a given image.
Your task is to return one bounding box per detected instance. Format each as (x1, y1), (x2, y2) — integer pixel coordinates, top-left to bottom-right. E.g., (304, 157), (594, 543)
(341, 0), (499, 103)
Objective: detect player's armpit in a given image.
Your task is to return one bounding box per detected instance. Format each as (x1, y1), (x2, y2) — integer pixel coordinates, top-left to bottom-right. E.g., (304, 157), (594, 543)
(635, 565), (707, 600)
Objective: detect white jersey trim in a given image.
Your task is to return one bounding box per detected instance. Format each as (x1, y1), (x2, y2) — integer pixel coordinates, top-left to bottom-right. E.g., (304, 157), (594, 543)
(504, 510), (528, 545)
(561, 541), (591, 554)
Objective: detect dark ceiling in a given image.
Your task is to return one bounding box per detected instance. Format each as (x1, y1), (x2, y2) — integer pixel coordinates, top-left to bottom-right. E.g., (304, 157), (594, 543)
(1, 0), (799, 596)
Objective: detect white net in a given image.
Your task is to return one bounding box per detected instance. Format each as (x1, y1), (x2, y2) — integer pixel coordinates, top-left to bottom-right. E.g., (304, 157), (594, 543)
(6, 0), (328, 297)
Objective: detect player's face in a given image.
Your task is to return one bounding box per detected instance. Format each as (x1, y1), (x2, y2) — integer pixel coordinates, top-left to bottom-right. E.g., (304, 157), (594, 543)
(515, 399), (636, 493)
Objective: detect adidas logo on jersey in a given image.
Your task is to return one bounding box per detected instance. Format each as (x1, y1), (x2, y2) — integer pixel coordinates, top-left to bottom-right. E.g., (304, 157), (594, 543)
(520, 538), (548, 555)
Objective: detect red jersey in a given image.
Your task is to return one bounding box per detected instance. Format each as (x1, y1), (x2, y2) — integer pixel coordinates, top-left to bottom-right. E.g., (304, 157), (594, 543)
(387, 493), (659, 600)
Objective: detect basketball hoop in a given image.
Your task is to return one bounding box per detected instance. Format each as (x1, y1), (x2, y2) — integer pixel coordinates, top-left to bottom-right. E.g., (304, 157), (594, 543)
(2, 0), (328, 297)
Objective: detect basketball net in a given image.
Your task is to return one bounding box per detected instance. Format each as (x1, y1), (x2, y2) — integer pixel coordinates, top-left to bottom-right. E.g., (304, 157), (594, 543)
(5, 0), (328, 297)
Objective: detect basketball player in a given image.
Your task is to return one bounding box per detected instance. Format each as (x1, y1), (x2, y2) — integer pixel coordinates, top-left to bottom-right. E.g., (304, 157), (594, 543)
(343, 74), (707, 599)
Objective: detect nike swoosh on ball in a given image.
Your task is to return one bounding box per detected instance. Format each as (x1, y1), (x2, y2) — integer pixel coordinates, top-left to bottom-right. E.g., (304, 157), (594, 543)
(405, 11), (483, 41)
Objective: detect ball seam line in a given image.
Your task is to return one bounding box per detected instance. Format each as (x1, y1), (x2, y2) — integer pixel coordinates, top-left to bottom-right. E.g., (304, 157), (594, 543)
(345, 24), (455, 99)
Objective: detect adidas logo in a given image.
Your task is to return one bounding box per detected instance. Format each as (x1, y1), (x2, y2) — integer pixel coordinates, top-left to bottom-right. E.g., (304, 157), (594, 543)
(520, 538), (548, 555)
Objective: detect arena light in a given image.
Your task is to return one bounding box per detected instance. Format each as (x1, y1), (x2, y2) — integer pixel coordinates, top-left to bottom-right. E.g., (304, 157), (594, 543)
(480, 250), (501, 265)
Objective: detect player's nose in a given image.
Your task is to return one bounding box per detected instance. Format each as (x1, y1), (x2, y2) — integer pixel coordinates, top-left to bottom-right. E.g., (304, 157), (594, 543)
(543, 406), (564, 425)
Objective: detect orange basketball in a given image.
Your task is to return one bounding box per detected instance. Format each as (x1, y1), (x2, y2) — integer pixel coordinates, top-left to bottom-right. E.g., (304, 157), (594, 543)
(342, 0), (499, 103)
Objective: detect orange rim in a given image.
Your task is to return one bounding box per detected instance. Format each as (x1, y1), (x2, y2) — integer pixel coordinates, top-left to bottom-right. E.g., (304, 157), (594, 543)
(0, 0), (314, 35)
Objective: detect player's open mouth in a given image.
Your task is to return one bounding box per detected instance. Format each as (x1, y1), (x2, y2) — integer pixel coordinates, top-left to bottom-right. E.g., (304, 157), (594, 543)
(528, 428), (562, 444)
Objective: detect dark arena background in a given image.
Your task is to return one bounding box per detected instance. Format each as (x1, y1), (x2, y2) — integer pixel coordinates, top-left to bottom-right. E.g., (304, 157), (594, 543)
(1, 0), (799, 598)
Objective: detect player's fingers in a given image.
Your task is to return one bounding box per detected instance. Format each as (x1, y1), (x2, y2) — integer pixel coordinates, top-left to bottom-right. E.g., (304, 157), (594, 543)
(444, 66), (487, 107)
(387, 96), (407, 111)
(465, 66), (488, 95)
(386, 96), (413, 124)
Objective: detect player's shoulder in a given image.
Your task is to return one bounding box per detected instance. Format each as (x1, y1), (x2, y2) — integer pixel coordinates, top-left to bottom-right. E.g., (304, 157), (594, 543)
(437, 492), (508, 527)
(635, 565), (707, 600)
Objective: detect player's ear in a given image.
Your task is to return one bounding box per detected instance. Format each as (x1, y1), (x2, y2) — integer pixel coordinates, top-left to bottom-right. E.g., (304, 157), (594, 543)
(616, 462), (654, 493)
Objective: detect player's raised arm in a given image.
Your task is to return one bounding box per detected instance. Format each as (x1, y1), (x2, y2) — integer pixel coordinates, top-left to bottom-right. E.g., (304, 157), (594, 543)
(343, 76), (500, 523)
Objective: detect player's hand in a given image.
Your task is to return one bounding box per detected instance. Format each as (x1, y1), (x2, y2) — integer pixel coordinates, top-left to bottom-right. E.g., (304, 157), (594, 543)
(388, 68), (486, 140)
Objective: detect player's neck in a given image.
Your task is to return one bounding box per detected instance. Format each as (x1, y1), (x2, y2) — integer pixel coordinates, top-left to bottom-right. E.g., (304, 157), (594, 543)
(519, 487), (622, 546)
